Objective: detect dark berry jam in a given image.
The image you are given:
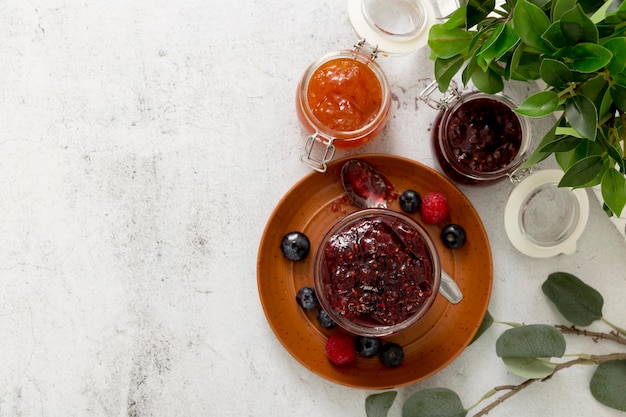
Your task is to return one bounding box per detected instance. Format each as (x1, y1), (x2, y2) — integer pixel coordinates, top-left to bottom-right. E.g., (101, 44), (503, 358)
(433, 94), (525, 184)
(320, 216), (434, 327)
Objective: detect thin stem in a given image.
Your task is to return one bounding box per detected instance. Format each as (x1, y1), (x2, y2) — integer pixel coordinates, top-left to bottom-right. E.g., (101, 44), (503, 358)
(471, 353), (626, 417)
(602, 318), (626, 336)
(555, 324), (626, 345)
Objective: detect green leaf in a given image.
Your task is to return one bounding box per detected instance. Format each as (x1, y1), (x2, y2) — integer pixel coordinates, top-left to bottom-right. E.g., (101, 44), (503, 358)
(435, 56), (466, 91)
(470, 310), (494, 344)
(542, 272), (604, 326)
(565, 95), (597, 140)
(402, 388), (467, 417)
(611, 84), (626, 113)
(580, 75), (610, 117)
(496, 324), (566, 358)
(501, 357), (558, 379)
(566, 43), (613, 73)
(440, 6), (469, 30)
(478, 22), (520, 66)
(604, 37), (626, 74)
(602, 168), (626, 217)
(590, 360), (626, 412)
(366, 391), (398, 417)
(543, 21), (569, 49)
(520, 116), (560, 168)
(428, 26), (473, 59)
(552, 0), (578, 21)
(467, 0), (496, 28)
(516, 90), (560, 117)
(540, 58), (573, 86)
(560, 4), (599, 44)
(559, 154), (604, 186)
(477, 24), (506, 71)
(513, 0), (553, 53)
(540, 135), (582, 152)
(471, 66), (505, 93)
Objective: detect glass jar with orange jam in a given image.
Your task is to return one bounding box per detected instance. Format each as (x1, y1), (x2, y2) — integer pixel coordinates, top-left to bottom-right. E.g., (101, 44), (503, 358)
(298, 0), (437, 172)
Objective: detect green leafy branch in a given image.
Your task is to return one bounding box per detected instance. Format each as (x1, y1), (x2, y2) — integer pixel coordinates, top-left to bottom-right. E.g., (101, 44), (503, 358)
(427, 0), (626, 216)
(365, 272), (626, 417)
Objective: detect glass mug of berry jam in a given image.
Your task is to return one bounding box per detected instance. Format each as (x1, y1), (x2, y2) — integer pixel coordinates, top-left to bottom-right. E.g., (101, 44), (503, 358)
(423, 84), (531, 184)
(313, 209), (441, 337)
(298, 0), (436, 172)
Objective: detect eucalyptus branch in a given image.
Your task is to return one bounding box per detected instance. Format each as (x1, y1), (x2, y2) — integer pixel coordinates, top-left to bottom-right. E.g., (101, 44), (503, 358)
(471, 353), (626, 417)
(556, 324), (626, 345)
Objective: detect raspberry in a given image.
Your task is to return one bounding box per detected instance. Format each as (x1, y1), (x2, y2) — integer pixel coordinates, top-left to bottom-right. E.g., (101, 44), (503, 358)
(325, 333), (356, 366)
(420, 192), (449, 225)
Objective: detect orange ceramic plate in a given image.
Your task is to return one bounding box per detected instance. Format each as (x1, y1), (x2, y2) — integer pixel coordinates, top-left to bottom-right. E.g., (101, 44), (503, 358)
(257, 154), (492, 389)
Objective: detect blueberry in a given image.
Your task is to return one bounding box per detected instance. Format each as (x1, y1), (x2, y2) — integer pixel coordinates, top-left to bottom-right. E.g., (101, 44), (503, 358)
(280, 231), (310, 261)
(296, 286), (319, 311)
(316, 308), (337, 329)
(379, 342), (404, 367)
(355, 336), (381, 357)
(441, 224), (466, 249)
(399, 190), (422, 213)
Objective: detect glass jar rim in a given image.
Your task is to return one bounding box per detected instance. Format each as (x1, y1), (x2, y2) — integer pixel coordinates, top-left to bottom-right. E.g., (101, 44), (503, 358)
(436, 91), (531, 182)
(298, 50), (391, 144)
(313, 208), (441, 337)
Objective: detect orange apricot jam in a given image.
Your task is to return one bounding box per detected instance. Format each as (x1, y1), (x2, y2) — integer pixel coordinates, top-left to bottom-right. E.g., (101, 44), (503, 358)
(297, 51), (390, 149)
(307, 58), (384, 132)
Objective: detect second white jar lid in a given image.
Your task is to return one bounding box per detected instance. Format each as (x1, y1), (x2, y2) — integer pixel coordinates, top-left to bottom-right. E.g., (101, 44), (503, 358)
(504, 169), (589, 258)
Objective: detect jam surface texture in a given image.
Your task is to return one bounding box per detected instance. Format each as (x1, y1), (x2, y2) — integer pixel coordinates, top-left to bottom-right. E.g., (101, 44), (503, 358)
(443, 97), (522, 173)
(307, 57), (383, 132)
(320, 216), (434, 326)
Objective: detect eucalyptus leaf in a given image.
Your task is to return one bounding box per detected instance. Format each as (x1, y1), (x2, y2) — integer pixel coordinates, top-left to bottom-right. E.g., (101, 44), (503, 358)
(560, 4), (599, 44)
(470, 310), (494, 345)
(542, 272), (604, 326)
(540, 58), (573, 86)
(366, 391), (398, 417)
(513, 0), (553, 53)
(602, 168), (626, 217)
(516, 90), (560, 116)
(565, 95), (597, 140)
(496, 324), (566, 359)
(590, 360), (626, 412)
(501, 356), (558, 379)
(402, 388), (467, 417)
(559, 154), (604, 186)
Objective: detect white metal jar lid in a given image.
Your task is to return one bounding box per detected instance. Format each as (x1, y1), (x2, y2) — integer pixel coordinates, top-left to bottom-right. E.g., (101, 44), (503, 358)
(348, 0), (435, 54)
(504, 169), (589, 258)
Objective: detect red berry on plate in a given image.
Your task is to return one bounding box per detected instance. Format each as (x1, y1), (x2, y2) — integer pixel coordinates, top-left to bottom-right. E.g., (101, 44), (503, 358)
(420, 192), (449, 225)
(325, 333), (356, 366)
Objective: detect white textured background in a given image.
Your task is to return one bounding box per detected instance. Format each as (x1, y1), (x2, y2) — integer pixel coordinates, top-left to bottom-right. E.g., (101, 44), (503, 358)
(1, 1), (625, 416)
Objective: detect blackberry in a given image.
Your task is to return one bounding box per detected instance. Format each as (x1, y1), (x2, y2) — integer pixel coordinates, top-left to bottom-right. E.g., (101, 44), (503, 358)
(399, 190), (422, 213)
(280, 231), (310, 261)
(316, 308), (337, 329)
(355, 336), (381, 357)
(296, 286), (319, 311)
(441, 224), (466, 249)
(379, 342), (404, 367)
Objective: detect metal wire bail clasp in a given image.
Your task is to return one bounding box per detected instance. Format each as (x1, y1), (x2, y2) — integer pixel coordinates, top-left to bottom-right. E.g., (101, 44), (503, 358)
(354, 38), (380, 59)
(419, 80), (461, 110)
(301, 132), (336, 173)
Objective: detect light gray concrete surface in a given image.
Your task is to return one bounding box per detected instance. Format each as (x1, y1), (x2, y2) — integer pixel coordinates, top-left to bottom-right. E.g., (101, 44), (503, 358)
(1, 1), (624, 416)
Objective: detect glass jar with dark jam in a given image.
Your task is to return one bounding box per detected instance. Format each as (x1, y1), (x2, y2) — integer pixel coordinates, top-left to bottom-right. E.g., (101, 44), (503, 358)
(432, 91), (531, 184)
(299, 0), (436, 172)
